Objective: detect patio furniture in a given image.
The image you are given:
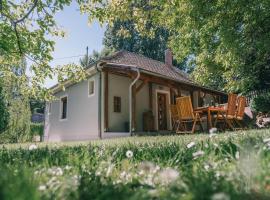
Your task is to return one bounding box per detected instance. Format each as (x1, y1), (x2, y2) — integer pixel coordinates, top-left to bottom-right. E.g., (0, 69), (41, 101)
(194, 106), (225, 130)
(214, 93), (238, 130)
(176, 96), (204, 133)
(170, 104), (180, 130)
(234, 96), (247, 130)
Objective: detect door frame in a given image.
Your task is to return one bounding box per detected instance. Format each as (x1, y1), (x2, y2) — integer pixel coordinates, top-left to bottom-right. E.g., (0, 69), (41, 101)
(155, 89), (172, 131)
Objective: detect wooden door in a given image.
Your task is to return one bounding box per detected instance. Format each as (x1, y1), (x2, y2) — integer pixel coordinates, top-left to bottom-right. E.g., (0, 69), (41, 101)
(157, 93), (167, 130)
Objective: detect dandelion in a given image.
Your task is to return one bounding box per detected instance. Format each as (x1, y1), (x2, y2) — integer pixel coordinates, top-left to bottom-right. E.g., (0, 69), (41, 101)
(209, 127), (218, 134)
(204, 164), (210, 171)
(54, 167), (63, 176)
(29, 144), (38, 150)
(126, 150), (133, 158)
(65, 165), (72, 170)
(209, 133), (217, 138)
(263, 138), (270, 143)
(158, 168), (179, 184)
(192, 150), (205, 159)
(187, 141), (196, 149)
(211, 192), (230, 200)
(38, 185), (46, 191)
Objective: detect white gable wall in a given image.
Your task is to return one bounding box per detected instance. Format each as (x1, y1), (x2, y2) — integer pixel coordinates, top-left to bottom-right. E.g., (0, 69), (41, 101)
(44, 74), (100, 141)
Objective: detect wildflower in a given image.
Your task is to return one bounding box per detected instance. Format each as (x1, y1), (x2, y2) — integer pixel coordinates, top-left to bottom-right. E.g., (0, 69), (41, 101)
(55, 167), (63, 176)
(65, 165), (72, 170)
(263, 138), (270, 143)
(126, 150), (133, 158)
(187, 141), (196, 149)
(38, 185), (46, 191)
(158, 168), (179, 184)
(192, 150), (205, 159)
(204, 164), (210, 171)
(209, 127), (218, 134)
(211, 192), (230, 200)
(235, 151), (240, 160)
(29, 144), (38, 150)
(209, 133), (217, 138)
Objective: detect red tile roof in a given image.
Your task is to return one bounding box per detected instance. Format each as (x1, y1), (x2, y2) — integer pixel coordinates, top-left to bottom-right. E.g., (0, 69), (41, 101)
(101, 51), (193, 84)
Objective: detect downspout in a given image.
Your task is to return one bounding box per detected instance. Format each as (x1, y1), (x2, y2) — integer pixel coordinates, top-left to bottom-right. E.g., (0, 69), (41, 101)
(95, 63), (102, 139)
(129, 67), (140, 135)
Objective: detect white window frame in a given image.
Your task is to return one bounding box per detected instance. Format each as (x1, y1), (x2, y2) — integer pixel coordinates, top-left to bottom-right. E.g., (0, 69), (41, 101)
(88, 79), (95, 97)
(59, 95), (68, 121)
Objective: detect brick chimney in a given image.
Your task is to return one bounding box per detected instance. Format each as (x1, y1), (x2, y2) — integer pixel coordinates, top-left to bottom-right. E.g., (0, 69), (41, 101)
(165, 49), (173, 67)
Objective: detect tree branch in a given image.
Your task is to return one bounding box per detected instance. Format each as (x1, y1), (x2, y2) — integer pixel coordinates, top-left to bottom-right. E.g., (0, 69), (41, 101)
(14, 0), (39, 24)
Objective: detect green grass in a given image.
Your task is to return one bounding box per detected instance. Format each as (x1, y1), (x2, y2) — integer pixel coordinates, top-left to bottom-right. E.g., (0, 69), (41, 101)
(1, 129), (270, 200)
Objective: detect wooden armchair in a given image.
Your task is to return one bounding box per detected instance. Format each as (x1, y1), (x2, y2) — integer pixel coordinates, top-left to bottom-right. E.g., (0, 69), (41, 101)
(176, 96), (204, 133)
(234, 96), (247, 129)
(170, 104), (180, 130)
(214, 93), (237, 130)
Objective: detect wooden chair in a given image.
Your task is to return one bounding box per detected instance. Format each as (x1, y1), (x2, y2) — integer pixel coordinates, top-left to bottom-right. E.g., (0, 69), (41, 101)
(170, 104), (180, 130)
(234, 96), (247, 129)
(176, 96), (204, 133)
(214, 93), (238, 130)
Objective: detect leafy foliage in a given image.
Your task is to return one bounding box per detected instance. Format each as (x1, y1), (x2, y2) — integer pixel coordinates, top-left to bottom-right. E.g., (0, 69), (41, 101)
(251, 92), (270, 113)
(0, 84), (9, 134)
(83, 0), (270, 92)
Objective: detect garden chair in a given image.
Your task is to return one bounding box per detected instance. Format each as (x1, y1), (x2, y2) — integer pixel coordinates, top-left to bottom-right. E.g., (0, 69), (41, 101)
(170, 104), (180, 130)
(233, 96), (247, 130)
(214, 93), (237, 130)
(176, 96), (204, 133)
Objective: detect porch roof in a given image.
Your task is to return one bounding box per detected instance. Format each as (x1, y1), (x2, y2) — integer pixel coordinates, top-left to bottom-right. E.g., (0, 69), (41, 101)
(101, 51), (226, 96)
(101, 50), (192, 84)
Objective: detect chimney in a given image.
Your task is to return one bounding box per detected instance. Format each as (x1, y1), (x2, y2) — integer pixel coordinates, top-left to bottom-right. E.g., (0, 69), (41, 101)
(165, 49), (173, 67)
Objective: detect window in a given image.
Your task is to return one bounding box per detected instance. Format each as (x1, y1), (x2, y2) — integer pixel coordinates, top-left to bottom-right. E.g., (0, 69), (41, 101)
(113, 96), (121, 113)
(60, 96), (68, 120)
(88, 80), (95, 97)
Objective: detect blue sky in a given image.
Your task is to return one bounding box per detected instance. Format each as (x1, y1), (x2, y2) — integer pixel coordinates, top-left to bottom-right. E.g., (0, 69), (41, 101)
(46, 1), (105, 87)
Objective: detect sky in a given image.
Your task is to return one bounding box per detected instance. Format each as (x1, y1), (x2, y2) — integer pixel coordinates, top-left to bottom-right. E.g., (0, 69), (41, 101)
(45, 1), (105, 87)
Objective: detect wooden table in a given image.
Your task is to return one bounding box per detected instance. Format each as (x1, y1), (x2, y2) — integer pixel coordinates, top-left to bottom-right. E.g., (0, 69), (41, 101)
(194, 106), (225, 130)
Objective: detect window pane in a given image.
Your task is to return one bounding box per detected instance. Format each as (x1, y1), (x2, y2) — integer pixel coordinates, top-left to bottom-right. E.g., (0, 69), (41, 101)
(61, 97), (67, 119)
(114, 96), (121, 113)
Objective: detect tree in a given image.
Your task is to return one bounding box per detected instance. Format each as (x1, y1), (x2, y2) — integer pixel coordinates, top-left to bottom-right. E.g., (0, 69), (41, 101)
(0, 83), (9, 134)
(79, 49), (112, 68)
(83, 0), (270, 92)
(0, 0), (88, 99)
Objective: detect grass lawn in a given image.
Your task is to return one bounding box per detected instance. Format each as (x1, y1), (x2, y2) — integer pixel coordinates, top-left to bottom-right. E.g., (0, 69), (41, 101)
(1, 129), (270, 200)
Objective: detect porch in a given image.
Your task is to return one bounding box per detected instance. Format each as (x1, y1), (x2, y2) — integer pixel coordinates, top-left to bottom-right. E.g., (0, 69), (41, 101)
(101, 65), (226, 134)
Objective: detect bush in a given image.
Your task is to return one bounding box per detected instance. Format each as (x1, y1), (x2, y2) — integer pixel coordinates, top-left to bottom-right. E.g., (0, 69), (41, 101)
(250, 92), (270, 113)
(30, 123), (44, 140)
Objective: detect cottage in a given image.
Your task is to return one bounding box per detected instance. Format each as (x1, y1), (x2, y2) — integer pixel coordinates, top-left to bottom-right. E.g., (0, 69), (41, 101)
(44, 50), (226, 141)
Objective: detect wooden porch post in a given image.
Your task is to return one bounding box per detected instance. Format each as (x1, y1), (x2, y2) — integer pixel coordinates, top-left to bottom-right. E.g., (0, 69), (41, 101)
(177, 87), (182, 97)
(190, 90), (194, 107)
(104, 71), (109, 131)
(149, 82), (153, 111)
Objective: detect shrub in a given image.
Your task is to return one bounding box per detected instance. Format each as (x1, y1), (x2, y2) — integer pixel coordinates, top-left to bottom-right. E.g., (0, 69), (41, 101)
(250, 92), (270, 113)
(30, 123), (44, 140)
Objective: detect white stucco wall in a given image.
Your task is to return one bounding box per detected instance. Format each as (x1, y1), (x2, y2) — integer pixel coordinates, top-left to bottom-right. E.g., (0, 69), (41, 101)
(103, 73), (149, 133)
(44, 74), (100, 141)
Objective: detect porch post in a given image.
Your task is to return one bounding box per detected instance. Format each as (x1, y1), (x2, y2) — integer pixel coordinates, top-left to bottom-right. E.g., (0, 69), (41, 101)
(149, 82), (153, 111)
(104, 71), (109, 131)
